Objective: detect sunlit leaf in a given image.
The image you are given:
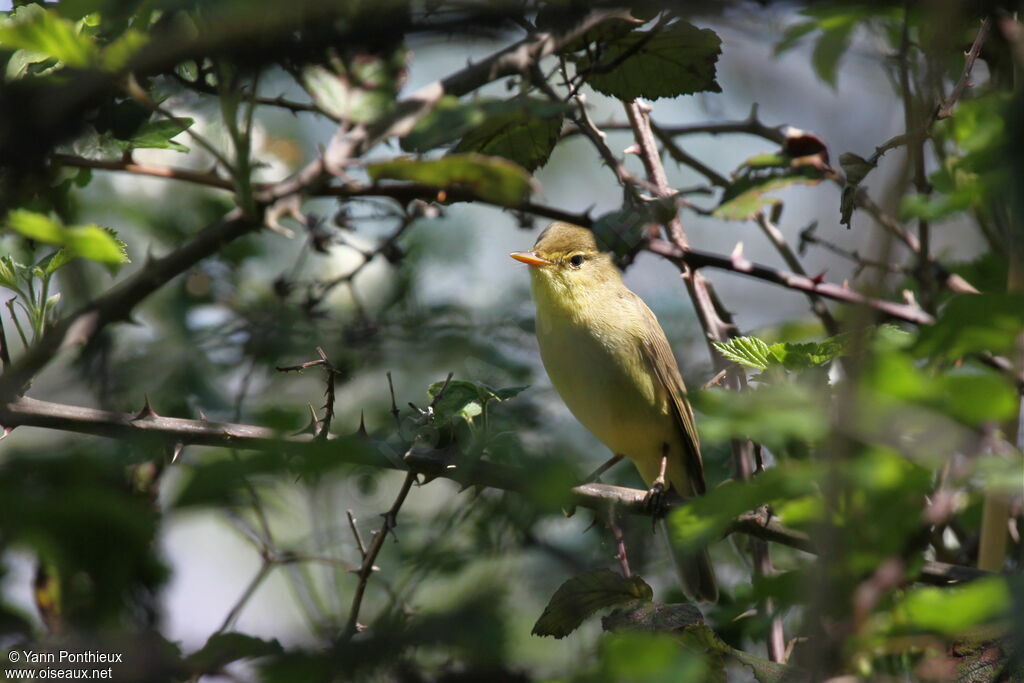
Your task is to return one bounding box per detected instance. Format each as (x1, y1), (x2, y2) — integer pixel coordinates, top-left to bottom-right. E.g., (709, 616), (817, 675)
(713, 336), (773, 370)
(6, 209), (64, 242)
(301, 50), (404, 123)
(128, 117), (194, 152)
(426, 379), (527, 424)
(367, 154), (534, 206)
(714, 153), (826, 221)
(0, 4), (98, 68)
(64, 226), (130, 265)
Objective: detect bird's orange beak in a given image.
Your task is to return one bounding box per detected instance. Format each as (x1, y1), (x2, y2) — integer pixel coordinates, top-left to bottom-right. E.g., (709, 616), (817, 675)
(510, 251), (553, 267)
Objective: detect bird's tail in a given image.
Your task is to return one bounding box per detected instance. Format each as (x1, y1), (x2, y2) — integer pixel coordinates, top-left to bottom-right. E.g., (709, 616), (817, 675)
(660, 520), (718, 603)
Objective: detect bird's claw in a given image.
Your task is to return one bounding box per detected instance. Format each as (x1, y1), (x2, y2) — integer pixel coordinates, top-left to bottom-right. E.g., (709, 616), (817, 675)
(642, 479), (669, 523)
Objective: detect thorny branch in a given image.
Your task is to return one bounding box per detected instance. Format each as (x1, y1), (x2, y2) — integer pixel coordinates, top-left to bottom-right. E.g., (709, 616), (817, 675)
(276, 347), (340, 438)
(0, 394), (988, 588)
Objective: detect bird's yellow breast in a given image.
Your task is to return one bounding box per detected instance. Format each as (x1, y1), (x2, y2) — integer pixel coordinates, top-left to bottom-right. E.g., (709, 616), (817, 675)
(531, 272), (681, 486)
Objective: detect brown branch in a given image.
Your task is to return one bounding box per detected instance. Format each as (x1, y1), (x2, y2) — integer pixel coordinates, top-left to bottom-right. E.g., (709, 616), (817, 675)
(314, 183), (592, 227)
(755, 212), (841, 336)
(52, 154), (237, 191)
(561, 104), (788, 147)
(47, 154), (593, 228)
(340, 471), (416, 641)
(937, 18), (992, 119)
(646, 237), (936, 326)
(170, 72), (323, 115)
(0, 395), (994, 588)
(624, 99), (784, 661)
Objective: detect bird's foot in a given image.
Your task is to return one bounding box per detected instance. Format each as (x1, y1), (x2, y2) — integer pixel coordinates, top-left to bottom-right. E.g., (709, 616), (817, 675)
(643, 449), (671, 527)
(642, 479), (669, 522)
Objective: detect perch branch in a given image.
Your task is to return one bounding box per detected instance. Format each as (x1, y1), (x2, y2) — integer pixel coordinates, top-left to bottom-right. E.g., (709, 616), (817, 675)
(0, 395), (994, 587)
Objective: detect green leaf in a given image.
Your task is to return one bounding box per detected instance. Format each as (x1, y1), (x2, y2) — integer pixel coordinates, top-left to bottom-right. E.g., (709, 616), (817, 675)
(452, 98), (565, 171)
(491, 385), (528, 401)
(426, 379), (527, 424)
(367, 154), (534, 207)
(774, 21), (817, 55)
(429, 380), (485, 422)
(40, 249), (75, 276)
(400, 95), (490, 152)
(403, 97), (566, 163)
(669, 463), (820, 552)
(0, 255), (21, 290)
(6, 211), (128, 266)
(532, 569), (653, 638)
(695, 384), (829, 452)
(100, 28), (147, 71)
(714, 155), (825, 221)
(6, 209), (64, 242)
(187, 633), (283, 672)
(590, 208), (650, 260)
(890, 578), (1011, 636)
(64, 226), (130, 265)
(768, 334), (848, 369)
(601, 630), (712, 682)
(0, 4), (98, 68)
(128, 117), (194, 152)
(913, 294), (1024, 360)
(712, 336), (773, 370)
(811, 19), (856, 87)
(301, 51), (404, 124)
(5, 47), (55, 80)
(302, 65), (352, 121)
(579, 21), (722, 100)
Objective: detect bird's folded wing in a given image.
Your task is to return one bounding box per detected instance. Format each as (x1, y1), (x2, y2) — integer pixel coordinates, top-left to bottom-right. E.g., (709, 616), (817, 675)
(638, 298), (707, 496)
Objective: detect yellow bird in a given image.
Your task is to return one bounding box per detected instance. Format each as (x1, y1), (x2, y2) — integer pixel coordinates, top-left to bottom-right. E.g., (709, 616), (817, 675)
(511, 221), (717, 602)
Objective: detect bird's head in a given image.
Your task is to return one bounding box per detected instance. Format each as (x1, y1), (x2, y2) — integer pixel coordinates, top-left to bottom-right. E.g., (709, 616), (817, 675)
(510, 222), (620, 298)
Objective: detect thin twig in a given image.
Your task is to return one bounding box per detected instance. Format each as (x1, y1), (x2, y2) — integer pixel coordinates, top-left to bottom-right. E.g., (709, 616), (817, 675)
(346, 509), (368, 558)
(0, 308), (10, 370)
(386, 372), (401, 431)
(607, 512), (632, 578)
(937, 18), (992, 119)
(340, 471), (417, 641)
(52, 154), (235, 191)
(214, 560), (274, 635)
(754, 212), (840, 336)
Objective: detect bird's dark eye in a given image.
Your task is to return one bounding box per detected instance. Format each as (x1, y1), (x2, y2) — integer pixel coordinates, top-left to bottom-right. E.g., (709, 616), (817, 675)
(569, 254), (585, 268)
